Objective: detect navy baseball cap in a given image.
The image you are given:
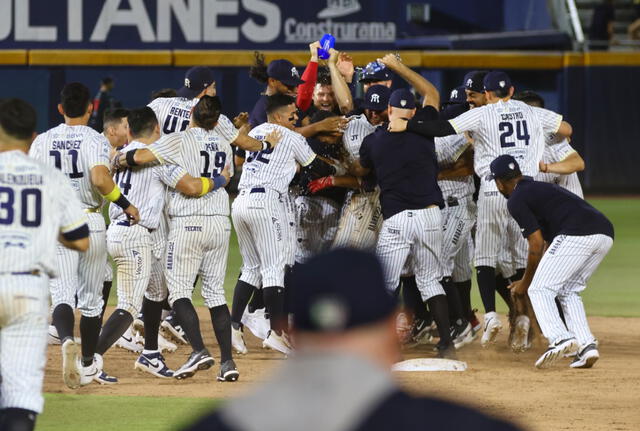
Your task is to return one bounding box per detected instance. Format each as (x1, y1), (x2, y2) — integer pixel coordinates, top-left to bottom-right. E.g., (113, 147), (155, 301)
(489, 154), (522, 180)
(177, 67), (215, 99)
(445, 85), (467, 105)
(361, 85), (391, 111)
(267, 59), (305, 87)
(440, 102), (469, 121)
(389, 88), (416, 109)
(292, 248), (397, 332)
(484, 71), (512, 92)
(360, 61), (393, 83)
(464, 70), (488, 93)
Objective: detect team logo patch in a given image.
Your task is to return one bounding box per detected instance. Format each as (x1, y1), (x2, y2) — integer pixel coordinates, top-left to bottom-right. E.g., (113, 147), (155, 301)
(291, 67), (300, 78)
(370, 93), (380, 103)
(309, 295), (348, 330)
(400, 99), (407, 107)
(450, 89), (458, 99)
(508, 162), (515, 170)
(499, 80), (506, 88)
(184, 78), (191, 88)
(466, 78), (473, 87)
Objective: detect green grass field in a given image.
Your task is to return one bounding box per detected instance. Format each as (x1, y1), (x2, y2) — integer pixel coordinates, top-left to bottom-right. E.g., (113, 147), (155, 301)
(38, 197), (640, 430)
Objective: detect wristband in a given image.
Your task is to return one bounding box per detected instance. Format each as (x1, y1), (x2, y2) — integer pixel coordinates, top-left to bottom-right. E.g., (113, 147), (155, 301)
(114, 194), (131, 210)
(261, 140), (273, 151)
(199, 177), (211, 196)
(102, 185), (122, 202)
(213, 175), (227, 190)
(125, 150), (139, 167)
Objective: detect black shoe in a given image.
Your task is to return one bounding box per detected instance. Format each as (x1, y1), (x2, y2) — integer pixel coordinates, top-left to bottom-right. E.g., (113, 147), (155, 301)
(174, 349), (215, 380)
(435, 341), (457, 360)
(217, 359), (240, 382)
(411, 318), (435, 344)
(450, 320), (473, 349)
(161, 312), (189, 345)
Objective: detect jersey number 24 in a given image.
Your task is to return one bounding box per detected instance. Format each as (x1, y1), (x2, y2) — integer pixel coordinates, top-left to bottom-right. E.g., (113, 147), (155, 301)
(499, 120), (530, 148)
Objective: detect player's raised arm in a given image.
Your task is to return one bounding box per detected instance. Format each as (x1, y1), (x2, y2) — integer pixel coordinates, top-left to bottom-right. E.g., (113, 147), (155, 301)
(378, 53), (440, 110)
(328, 49), (354, 114)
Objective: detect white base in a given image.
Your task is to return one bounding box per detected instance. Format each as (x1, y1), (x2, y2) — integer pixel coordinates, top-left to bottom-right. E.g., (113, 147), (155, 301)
(392, 358), (467, 372)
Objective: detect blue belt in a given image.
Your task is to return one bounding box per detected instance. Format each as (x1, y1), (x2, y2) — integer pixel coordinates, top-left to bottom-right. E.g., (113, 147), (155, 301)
(116, 220), (153, 233)
(0, 270), (41, 276)
(250, 187), (265, 193)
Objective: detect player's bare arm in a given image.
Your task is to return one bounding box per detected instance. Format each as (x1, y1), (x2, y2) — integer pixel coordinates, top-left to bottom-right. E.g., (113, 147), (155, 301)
(174, 164), (231, 197)
(540, 151), (584, 175)
(59, 233), (90, 251)
(91, 165), (140, 224)
(296, 116), (350, 138)
(232, 112), (249, 128)
(234, 124), (282, 151)
(328, 48), (354, 114)
(556, 120), (573, 139)
(508, 229), (545, 296)
(378, 53), (440, 110)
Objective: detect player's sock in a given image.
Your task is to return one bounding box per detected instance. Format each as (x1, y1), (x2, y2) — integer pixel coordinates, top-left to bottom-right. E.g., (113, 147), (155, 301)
(100, 281), (112, 322)
(495, 274), (513, 310)
(52, 303), (75, 342)
(95, 309), (132, 357)
(80, 315), (103, 366)
(161, 298), (171, 310)
(401, 276), (430, 322)
(426, 295), (453, 345)
(209, 305), (232, 363)
(263, 286), (286, 333)
(441, 276), (466, 324)
(247, 290), (265, 313)
(455, 280), (473, 320)
(172, 298), (206, 352)
(0, 408), (37, 431)
(231, 279), (256, 326)
(476, 266), (497, 313)
(141, 298), (163, 351)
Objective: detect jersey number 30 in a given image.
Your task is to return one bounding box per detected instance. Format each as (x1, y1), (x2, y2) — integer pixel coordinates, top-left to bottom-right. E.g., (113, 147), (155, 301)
(0, 187), (42, 227)
(499, 120), (530, 148)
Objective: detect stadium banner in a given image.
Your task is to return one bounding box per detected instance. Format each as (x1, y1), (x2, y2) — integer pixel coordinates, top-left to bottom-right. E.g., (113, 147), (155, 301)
(0, 0), (402, 50)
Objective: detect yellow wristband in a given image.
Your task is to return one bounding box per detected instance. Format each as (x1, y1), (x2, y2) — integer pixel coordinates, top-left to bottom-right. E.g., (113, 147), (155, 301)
(199, 177), (211, 196)
(102, 185), (122, 202)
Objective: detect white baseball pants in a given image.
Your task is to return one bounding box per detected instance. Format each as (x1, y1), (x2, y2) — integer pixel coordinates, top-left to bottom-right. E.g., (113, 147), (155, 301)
(441, 199), (475, 279)
(332, 189), (382, 251)
(528, 234), (613, 347)
(295, 195), (341, 263)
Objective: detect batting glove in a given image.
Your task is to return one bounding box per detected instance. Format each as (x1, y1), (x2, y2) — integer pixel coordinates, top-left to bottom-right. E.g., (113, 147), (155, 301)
(308, 176), (335, 193)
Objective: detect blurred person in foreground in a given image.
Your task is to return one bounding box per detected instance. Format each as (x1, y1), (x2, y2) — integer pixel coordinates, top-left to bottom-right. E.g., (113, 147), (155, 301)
(185, 248), (521, 431)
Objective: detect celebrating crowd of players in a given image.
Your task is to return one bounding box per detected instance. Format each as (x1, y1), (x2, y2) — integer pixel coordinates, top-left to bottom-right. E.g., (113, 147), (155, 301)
(0, 40), (614, 430)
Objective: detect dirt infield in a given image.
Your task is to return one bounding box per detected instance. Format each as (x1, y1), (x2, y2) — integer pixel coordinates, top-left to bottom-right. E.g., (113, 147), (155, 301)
(44, 310), (640, 431)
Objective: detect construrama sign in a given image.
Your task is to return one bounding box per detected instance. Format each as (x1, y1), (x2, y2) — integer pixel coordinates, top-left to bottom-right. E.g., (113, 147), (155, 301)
(0, 0), (398, 49)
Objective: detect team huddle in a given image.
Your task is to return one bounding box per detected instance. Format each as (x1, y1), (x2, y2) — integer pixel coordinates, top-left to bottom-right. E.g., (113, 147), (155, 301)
(0, 42), (614, 430)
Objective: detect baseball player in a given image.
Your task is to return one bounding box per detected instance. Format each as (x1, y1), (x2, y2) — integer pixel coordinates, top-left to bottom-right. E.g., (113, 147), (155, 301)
(0, 99), (90, 431)
(29, 83), (140, 387)
(514, 91), (585, 198)
(351, 89), (456, 358)
(390, 71), (573, 348)
(115, 96), (259, 381)
(96, 107), (217, 380)
(229, 94), (336, 355)
(490, 155), (614, 369)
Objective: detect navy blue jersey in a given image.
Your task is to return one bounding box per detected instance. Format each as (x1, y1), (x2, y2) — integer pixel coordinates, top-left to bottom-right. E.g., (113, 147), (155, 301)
(507, 177), (614, 242)
(359, 108), (443, 219)
(249, 95), (268, 129)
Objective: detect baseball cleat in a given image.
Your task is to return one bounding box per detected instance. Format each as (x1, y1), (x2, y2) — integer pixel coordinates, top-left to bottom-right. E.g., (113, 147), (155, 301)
(263, 330), (292, 355)
(135, 352), (174, 378)
(452, 321), (474, 349)
(410, 318), (436, 345)
(158, 333), (177, 353)
(570, 343), (599, 369)
(435, 341), (457, 360)
(62, 339), (81, 389)
(114, 327), (143, 353)
(161, 314), (188, 345)
(231, 325), (248, 355)
(48, 325), (62, 345)
(241, 308), (270, 341)
(132, 318), (145, 336)
(511, 315), (531, 353)
(535, 337), (579, 369)
(94, 370), (118, 385)
(79, 360), (100, 387)
(481, 311), (502, 347)
(174, 349), (215, 380)
(217, 359), (240, 382)
(469, 310), (482, 334)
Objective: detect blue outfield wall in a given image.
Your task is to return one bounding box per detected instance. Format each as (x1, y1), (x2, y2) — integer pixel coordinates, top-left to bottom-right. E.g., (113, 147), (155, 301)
(0, 63), (637, 192)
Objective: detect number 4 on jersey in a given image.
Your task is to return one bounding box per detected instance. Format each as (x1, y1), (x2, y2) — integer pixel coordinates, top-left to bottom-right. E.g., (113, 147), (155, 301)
(499, 120), (530, 148)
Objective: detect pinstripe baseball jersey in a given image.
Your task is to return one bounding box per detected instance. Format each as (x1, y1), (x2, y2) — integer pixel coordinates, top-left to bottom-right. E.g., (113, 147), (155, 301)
(343, 114), (377, 163)
(29, 123), (110, 209)
(238, 123), (316, 195)
(449, 99), (562, 179)
(535, 139), (583, 198)
(148, 97), (239, 143)
(0, 150), (87, 276)
(109, 141), (186, 229)
(148, 127), (235, 217)
(435, 134), (474, 199)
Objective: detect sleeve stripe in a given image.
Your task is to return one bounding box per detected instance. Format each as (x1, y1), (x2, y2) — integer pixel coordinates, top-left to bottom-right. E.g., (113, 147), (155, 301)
(300, 154), (316, 167)
(147, 146), (165, 164)
(551, 115), (563, 134)
(61, 218), (88, 233)
(449, 119), (462, 134)
(228, 128), (240, 144)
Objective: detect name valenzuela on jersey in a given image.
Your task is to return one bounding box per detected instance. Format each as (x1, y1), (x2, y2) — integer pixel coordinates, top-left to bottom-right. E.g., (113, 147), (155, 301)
(0, 173), (44, 185)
